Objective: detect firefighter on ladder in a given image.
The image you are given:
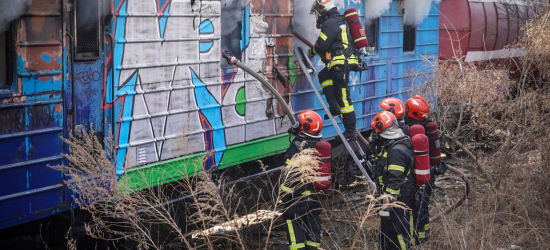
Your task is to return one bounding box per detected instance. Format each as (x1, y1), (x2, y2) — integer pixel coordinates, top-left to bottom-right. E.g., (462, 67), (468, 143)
(371, 111), (415, 250)
(309, 0), (359, 141)
(281, 110), (327, 250)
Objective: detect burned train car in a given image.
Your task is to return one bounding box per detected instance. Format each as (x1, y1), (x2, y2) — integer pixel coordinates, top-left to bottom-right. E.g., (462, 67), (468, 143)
(0, 0), (439, 230)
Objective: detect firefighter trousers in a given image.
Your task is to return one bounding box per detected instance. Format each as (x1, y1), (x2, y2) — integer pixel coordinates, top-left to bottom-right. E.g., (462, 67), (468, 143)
(318, 66), (356, 136)
(283, 201), (323, 250)
(380, 207), (413, 250)
(412, 170), (434, 243)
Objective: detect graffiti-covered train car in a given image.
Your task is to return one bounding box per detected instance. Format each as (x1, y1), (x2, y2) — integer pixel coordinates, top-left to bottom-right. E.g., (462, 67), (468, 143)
(0, 0), (439, 230)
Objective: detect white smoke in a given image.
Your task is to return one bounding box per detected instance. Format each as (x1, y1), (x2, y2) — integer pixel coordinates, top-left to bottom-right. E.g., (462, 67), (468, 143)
(221, 0), (247, 60)
(0, 0), (32, 33)
(403, 0), (441, 26)
(364, 0), (392, 24)
(293, 0), (319, 52)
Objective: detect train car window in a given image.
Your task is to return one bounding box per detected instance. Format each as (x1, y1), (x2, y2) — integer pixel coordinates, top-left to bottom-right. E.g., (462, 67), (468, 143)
(403, 24), (416, 52)
(0, 32), (7, 88)
(0, 27), (13, 90)
(75, 0), (101, 60)
(365, 18), (378, 52)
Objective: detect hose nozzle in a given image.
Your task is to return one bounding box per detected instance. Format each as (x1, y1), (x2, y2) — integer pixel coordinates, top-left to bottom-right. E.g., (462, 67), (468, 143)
(222, 50), (239, 65)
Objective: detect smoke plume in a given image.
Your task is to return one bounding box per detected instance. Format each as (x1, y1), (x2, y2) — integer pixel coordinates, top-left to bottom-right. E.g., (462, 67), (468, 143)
(403, 0), (441, 26)
(0, 0), (32, 33)
(221, 0), (247, 61)
(293, 0), (318, 52)
(364, 0), (392, 24)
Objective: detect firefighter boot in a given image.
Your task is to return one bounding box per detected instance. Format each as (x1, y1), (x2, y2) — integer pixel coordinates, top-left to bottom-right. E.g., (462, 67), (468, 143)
(342, 113), (357, 141)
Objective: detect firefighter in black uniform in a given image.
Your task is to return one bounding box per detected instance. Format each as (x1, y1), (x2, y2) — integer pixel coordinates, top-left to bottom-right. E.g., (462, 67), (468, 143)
(282, 110), (324, 250)
(371, 111), (415, 250)
(404, 95), (433, 243)
(309, 0), (359, 141)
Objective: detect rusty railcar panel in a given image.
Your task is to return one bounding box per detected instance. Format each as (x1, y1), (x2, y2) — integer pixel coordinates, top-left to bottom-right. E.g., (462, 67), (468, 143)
(27, 0), (63, 13)
(0, 0), (66, 230)
(251, 0), (293, 117)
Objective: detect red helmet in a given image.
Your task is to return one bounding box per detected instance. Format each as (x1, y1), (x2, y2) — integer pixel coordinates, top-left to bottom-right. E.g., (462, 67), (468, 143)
(380, 97), (405, 118)
(371, 111), (398, 133)
(406, 95), (430, 121)
(298, 110), (323, 135)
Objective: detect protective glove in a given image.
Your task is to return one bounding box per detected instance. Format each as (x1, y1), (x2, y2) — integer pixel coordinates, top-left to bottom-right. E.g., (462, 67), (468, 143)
(287, 121), (301, 136)
(379, 193), (397, 218)
(308, 47), (316, 57)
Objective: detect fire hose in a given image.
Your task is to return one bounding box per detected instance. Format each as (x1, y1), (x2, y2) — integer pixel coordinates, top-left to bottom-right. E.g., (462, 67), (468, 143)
(222, 51), (296, 125)
(222, 45), (469, 219)
(294, 31), (470, 218)
(429, 165), (471, 222)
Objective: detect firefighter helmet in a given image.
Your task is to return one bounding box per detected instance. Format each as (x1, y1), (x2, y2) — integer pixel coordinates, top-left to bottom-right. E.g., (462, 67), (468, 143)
(405, 95), (430, 121)
(380, 97), (405, 118)
(298, 110), (323, 135)
(310, 0), (336, 17)
(371, 111), (398, 134)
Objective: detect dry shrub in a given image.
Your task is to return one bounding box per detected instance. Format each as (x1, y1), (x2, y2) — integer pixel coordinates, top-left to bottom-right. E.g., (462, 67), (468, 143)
(427, 138), (550, 249)
(408, 5), (550, 250)
(50, 125), (346, 250)
(49, 125), (116, 206)
(319, 189), (410, 249)
(51, 126), (412, 250)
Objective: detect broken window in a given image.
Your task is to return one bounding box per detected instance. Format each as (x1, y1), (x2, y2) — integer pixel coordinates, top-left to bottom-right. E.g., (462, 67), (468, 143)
(365, 18), (378, 52)
(0, 27), (14, 90)
(0, 32), (7, 88)
(75, 0), (101, 60)
(403, 24), (416, 52)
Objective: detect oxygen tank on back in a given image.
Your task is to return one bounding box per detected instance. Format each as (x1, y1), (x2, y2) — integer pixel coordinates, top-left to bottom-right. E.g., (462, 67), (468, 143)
(425, 122), (442, 166)
(409, 125), (431, 186)
(344, 8), (368, 49)
(314, 141), (332, 191)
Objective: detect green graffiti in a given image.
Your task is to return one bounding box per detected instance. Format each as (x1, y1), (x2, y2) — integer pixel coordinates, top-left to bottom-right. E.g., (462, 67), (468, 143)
(235, 87), (246, 116)
(288, 52), (298, 87)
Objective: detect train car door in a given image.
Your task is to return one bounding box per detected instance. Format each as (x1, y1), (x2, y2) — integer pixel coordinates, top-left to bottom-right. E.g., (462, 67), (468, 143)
(71, 0), (105, 138)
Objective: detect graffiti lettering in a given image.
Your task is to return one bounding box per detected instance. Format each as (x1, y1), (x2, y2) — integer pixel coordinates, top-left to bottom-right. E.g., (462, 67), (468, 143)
(0, 109), (25, 134)
(75, 68), (101, 85)
(28, 106), (54, 129)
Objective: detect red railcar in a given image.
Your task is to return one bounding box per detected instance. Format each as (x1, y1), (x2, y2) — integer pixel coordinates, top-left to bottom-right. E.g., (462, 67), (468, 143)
(439, 0), (537, 62)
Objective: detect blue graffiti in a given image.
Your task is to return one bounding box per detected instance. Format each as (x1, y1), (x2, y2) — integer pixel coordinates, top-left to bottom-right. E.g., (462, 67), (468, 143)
(114, 72), (137, 176)
(199, 41), (214, 52)
(159, 3), (170, 38)
(240, 5), (250, 50)
(114, 0), (130, 176)
(199, 20), (214, 52)
(190, 69), (226, 169)
(200, 20), (214, 34)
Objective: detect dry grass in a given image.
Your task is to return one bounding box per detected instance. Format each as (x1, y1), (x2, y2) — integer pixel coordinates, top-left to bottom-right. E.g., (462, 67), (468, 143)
(50, 126), (409, 250)
(405, 5), (550, 250)
(49, 6), (550, 250)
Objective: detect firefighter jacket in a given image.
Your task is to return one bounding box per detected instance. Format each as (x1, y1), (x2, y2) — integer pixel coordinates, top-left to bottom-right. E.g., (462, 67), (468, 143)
(406, 117), (433, 129)
(281, 133), (322, 205)
(309, 10), (359, 69)
(375, 137), (415, 204)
